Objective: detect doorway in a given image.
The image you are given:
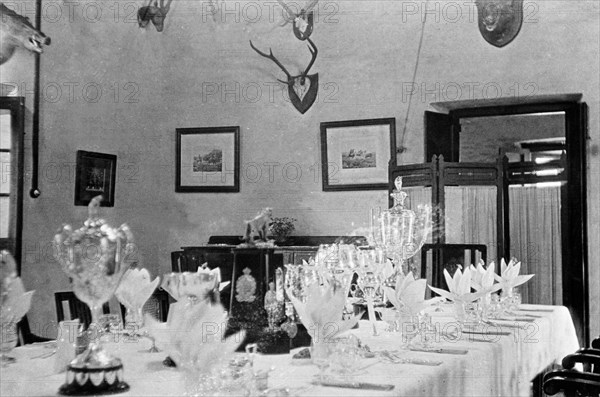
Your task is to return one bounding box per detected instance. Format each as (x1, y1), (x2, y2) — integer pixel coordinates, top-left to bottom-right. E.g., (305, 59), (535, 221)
(424, 96), (589, 344)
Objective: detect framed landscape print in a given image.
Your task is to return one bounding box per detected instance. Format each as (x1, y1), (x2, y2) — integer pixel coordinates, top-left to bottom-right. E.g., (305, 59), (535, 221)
(74, 151), (117, 206)
(176, 126), (240, 192)
(320, 118), (397, 191)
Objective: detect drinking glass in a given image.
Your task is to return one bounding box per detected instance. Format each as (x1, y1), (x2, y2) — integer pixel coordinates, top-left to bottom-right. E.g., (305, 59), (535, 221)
(0, 319), (18, 366)
(398, 314), (419, 349)
(310, 341), (331, 384)
(328, 337), (361, 377)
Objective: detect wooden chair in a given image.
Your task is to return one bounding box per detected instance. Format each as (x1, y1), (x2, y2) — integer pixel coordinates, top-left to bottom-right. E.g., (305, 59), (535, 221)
(542, 337), (600, 396)
(421, 243), (487, 292)
(54, 291), (110, 329)
(543, 370), (600, 396)
(16, 316), (52, 346)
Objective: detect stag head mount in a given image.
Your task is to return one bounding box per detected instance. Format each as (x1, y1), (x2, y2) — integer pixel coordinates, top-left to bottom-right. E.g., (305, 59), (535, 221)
(277, 0), (318, 41)
(138, 0), (172, 32)
(250, 38), (318, 114)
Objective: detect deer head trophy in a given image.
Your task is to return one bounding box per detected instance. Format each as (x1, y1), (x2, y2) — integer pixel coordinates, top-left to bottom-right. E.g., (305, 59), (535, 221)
(138, 0), (173, 32)
(250, 38), (318, 114)
(277, 0), (318, 41)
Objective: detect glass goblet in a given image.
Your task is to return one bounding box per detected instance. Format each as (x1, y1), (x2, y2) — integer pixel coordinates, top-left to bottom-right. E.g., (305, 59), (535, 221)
(0, 319), (18, 366)
(398, 314), (419, 349)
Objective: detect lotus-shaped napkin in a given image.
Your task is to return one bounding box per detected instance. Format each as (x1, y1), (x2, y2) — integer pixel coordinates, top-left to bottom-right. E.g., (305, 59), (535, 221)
(115, 268), (160, 322)
(428, 266), (485, 303)
(494, 258), (534, 294)
(146, 301), (243, 367)
(383, 272), (439, 316)
(0, 276), (34, 323)
(287, 281), (361, 344)
(161, 266), (221, 302)
(469, 261), (503, 293)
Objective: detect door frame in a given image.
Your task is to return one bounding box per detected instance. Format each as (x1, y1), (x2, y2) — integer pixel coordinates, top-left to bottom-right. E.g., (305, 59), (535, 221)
(425, 99), (589, 344)
(0, 97), (25, 275)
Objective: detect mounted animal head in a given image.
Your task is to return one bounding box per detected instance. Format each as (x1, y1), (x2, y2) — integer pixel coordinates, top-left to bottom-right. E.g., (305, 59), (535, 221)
(138, 0), (172, 32)
(475, 0), (523, 47)
(0, 3), (50, 65)
(250, 38), (318, 114)
(277, 0), (318, 40)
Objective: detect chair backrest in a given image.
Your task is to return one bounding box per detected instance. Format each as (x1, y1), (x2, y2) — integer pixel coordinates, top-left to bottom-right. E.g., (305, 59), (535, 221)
(54, 291), (110, 329)
(421, 243), (487, 293)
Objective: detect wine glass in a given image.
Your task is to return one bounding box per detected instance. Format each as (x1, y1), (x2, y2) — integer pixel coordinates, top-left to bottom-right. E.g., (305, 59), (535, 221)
(310, 341), (331, 384)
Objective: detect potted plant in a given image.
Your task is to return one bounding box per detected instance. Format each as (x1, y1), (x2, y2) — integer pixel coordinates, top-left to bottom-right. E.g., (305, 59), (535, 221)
(269, 217), (297, 244)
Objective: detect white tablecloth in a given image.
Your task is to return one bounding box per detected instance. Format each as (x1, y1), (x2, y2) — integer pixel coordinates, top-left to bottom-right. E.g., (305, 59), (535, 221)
(0, 304), (579, 397)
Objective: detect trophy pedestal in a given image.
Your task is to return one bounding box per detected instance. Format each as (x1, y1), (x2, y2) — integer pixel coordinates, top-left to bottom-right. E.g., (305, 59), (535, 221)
(58, 344), (129, 395)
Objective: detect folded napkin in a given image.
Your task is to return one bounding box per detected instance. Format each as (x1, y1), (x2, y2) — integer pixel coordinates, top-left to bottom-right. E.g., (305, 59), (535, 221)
(469, 261), (502, 294)
(287, 280), (361, 343)
(0, 276), (34, 322)
(115, 267), (160, 312)
(161, 266), (221, 301)
(383, 272), (440, 316)
(494, 258), (534, 292)
(428, 267), (485, 303)
(145, 300), (244, 372)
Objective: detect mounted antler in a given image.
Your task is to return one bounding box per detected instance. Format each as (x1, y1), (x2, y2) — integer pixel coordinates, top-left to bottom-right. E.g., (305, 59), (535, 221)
(250, 38), (319, 114)
(138, 0), (173, 32)
(276, 0), (318, 40)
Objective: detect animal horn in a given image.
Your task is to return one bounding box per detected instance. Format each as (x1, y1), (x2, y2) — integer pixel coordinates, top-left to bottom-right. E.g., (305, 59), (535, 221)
(300, 37), (318, 82)
(249, 40), (292, 84)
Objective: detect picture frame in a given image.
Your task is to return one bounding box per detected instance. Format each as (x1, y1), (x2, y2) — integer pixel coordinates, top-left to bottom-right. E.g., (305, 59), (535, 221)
(320, 117), (397, 191)
(74, 150), (117, 207)
(176, 126), (240, 193)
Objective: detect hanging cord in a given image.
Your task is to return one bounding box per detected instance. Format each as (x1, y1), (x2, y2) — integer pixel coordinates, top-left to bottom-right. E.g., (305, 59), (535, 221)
(29, 0), (42, 198)
(398, 1), (428, 154)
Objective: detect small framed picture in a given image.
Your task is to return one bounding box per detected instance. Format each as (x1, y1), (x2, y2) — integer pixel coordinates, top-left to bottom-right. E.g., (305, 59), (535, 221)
(74, 151), (117, 206)
(320, 118), (397, 191)
(176, 126), (240, 192)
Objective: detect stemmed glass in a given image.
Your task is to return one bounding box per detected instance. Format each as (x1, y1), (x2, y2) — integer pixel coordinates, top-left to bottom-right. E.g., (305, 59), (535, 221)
(114, 268), (161, 352)
(310, 341), (331, 385)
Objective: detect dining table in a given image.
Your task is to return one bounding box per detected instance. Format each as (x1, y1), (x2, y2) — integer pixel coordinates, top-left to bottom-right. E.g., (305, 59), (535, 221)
(0, 304), (579, 397)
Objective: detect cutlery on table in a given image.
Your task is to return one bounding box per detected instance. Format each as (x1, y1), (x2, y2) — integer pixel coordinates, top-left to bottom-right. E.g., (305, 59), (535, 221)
(462, 329), (511, 336)
(516, 308), (554, 313)
(494, 316), (537, 322)
(313, 378), (395, 391)
(379, 351), (442, 366)
(409, 347), (468, 355)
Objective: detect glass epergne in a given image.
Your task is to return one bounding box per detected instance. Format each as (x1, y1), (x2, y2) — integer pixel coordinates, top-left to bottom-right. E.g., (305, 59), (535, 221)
(53, 195), (134, 395)
(371, 176), (432, 278)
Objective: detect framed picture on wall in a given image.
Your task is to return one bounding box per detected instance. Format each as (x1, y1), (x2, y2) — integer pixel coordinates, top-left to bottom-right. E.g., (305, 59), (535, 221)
(74, 151), (117, 206)
(176, 126), (240, 192)
(320, 117), (397, 191)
